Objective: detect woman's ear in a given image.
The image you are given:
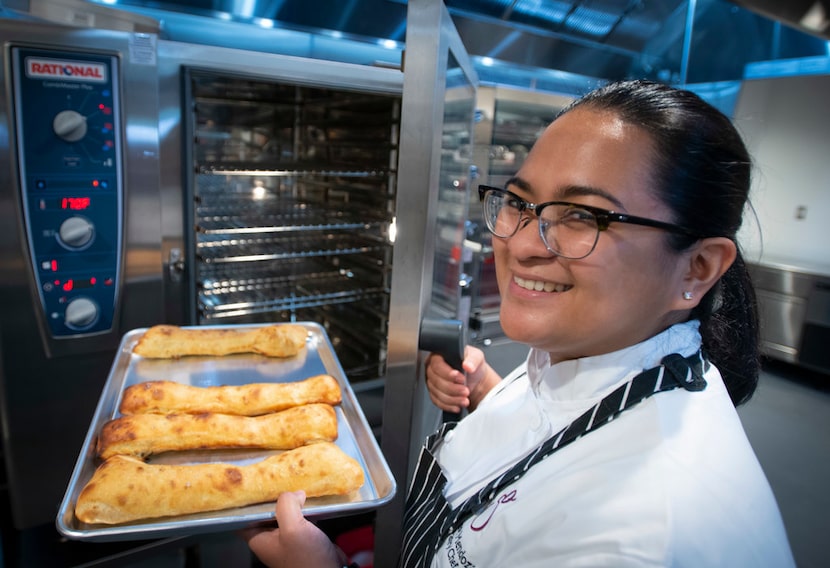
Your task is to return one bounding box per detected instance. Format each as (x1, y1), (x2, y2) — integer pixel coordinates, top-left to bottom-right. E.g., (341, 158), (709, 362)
(679, 237), (737, 306)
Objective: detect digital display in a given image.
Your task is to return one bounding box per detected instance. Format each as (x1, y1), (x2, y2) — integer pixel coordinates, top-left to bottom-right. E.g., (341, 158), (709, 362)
(62, 196), (91, 210)
(38, 196), (92, 211)
(60, 277), (96, 291)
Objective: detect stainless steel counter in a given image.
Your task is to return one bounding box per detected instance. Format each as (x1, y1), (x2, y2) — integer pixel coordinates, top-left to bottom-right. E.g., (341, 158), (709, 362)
(748, 260), (830, 375)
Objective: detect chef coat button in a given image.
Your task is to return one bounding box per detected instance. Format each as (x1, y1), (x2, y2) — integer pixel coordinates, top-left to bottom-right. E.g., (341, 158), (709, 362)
(444, 430), (455, 443)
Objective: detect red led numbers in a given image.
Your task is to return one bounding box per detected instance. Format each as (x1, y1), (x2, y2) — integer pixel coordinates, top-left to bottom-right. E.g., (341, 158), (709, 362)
(61, 196), (91, 210)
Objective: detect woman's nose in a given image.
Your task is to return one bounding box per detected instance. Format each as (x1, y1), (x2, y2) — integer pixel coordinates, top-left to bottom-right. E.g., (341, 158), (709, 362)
(509, 215), (553, 257)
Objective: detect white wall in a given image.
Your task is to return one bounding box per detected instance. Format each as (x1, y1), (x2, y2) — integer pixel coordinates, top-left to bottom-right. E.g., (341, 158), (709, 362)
(732, 75), (830, 276)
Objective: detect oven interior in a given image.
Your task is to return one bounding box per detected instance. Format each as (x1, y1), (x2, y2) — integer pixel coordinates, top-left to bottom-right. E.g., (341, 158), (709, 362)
(185, 70), (400, 383)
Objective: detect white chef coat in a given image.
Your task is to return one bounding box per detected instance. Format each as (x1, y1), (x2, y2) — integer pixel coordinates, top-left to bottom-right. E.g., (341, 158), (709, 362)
(431, 321), (795, 567)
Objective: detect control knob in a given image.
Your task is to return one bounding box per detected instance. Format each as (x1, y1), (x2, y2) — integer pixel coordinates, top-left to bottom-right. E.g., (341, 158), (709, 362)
(58, 216), (94, 250)
(53, 110), (88, 142)
(65, 297), (98, 329)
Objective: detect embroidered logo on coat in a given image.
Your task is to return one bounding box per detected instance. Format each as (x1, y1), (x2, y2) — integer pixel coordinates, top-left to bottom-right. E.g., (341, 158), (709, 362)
(470, 489), (518, 532)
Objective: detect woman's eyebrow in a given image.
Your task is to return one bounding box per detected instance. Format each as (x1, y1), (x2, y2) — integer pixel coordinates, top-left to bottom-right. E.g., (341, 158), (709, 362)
(506, 176), (625, 210)
(560, 184), (625, 209)
(505, 176), (533, 194)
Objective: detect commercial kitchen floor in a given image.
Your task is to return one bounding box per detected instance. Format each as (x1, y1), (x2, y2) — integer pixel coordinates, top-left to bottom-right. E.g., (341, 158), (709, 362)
(2, 342), (828, 567)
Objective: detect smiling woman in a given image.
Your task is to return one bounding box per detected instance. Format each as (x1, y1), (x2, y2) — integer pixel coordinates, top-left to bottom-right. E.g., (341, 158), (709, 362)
(243, 80), (796, 568)
(412, 79), (795, 568)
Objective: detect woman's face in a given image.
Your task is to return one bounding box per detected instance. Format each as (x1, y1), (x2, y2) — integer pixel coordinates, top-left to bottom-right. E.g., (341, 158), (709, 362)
(495, 107), (693, 362)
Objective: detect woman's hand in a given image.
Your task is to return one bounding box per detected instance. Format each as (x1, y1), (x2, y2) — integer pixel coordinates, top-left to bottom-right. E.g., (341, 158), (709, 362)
(242, 491), (346, 568)
(425, 346), (501, 412)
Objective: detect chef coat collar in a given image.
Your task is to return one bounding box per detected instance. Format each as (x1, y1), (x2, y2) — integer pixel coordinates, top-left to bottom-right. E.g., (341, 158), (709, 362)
(528, 320), (702, 403)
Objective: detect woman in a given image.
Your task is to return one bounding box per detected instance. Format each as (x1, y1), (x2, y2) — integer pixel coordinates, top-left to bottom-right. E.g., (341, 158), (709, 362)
(245, 80), (795, 567)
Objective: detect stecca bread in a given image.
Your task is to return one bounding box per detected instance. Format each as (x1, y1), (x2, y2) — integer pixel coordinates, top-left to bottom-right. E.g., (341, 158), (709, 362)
(72, 325), (363, 526)
(75, 442), (364, 525)
(132, 324), (308, 359)
(97, 403), (338, 459)
(118, 375), (341, 416)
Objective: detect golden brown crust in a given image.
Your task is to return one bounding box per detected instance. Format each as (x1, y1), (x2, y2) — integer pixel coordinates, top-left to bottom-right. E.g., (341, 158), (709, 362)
(97, 404), (338, 460)
(74, 442), (364, 525)
(118, 375), (342, 416)
(132, 324), (308, 359)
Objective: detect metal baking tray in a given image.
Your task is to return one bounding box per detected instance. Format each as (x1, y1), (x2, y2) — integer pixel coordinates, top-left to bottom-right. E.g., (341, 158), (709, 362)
(56, 322), (395, 542)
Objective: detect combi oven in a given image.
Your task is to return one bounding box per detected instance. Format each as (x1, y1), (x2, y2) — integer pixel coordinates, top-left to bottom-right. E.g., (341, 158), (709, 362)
(0, 2), (478, 564)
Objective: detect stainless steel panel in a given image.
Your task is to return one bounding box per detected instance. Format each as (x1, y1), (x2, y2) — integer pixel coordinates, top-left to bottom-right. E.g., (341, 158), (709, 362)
(57, 322), (395, 542)
(749, 261), (830, 374)
(376, 0), (479, 564)
(749, 262), (816, 298)
(0, 21), (162, 530)
(755, 289), (805, 362)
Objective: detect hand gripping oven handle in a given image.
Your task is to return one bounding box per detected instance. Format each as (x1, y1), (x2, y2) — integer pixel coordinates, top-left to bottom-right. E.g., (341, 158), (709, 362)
(419, 317), (466, 422)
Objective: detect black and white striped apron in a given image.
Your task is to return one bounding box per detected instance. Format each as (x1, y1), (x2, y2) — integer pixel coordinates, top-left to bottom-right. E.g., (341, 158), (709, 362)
(398, 351), (708, 568)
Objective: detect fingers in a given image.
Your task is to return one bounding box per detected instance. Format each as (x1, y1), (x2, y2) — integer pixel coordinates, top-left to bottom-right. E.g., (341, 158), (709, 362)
(425, 354), (470, 412)
(275, 490), (307, 529)
(427, 386), (467, 413)
(245, 491), (342, 568)
(427, 346), (497, 412)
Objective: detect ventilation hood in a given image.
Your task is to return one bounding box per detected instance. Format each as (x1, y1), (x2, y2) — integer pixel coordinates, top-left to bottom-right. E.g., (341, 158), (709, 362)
(2, 0), (828, 92)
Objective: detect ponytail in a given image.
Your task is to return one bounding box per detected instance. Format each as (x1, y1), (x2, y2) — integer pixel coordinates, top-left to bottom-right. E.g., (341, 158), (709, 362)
(696, 250), (760, 406)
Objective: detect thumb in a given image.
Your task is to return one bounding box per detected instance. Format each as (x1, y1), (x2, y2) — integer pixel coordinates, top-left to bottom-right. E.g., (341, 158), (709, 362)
(275, 490), (307, 528)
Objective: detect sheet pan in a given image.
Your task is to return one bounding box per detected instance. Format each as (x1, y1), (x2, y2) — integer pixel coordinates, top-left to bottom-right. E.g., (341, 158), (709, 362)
(56, 322), (395, 542)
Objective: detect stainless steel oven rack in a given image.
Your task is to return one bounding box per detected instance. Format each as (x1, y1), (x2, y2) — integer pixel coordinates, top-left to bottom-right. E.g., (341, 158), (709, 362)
(197, 255), (379, 280)
(197, 166), (392, 178)
(197, 217), (381, 236)
(196, 206), (387, 236)
(196, 233), (388, 264)
(199, 271), (387, 318)
(193, 172), (394, 228)
(186, 69), (398, 384)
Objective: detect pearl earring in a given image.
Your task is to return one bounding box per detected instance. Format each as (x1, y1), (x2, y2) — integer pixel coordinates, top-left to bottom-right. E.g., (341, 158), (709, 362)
(683, 291), (693, 300)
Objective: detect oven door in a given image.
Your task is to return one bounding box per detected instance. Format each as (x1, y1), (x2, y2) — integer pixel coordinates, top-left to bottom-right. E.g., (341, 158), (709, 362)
(375, 0), (479, 563)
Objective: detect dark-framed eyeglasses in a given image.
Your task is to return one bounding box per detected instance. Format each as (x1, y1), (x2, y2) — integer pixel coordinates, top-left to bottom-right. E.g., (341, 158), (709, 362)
(478, 185), (700, 260)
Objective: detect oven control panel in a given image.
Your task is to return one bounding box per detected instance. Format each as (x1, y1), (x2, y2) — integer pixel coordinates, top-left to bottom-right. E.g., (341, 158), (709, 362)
(12, 47), (122, 337)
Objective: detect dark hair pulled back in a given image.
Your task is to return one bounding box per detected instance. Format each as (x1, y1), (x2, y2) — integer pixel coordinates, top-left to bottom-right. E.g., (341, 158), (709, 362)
(562, 79), (759, 406)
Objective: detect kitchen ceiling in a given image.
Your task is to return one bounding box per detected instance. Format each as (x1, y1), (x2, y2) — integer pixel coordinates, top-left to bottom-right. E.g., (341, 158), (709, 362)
(29, 1), (830, 87)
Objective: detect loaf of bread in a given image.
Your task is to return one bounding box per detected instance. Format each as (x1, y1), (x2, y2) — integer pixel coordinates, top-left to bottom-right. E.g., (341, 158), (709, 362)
(119, 375), (341, 416)
(75, 442), (365, 525)
(97, 403), (338, 459)
(133, 324), (307, 359)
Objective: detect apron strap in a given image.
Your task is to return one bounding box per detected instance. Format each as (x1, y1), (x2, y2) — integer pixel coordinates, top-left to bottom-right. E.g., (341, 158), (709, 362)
(399, 351), (708, 568)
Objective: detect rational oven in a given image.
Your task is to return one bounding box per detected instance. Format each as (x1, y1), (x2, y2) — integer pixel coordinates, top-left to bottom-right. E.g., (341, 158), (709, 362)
(0, 2), (478, 563)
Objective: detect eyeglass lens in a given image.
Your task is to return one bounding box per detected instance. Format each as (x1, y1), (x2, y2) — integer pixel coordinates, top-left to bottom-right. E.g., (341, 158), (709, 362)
(482, 189), (600, 259)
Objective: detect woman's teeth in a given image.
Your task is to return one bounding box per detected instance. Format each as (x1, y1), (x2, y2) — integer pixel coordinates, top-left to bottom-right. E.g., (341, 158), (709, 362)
(514, 276), (571, 293)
